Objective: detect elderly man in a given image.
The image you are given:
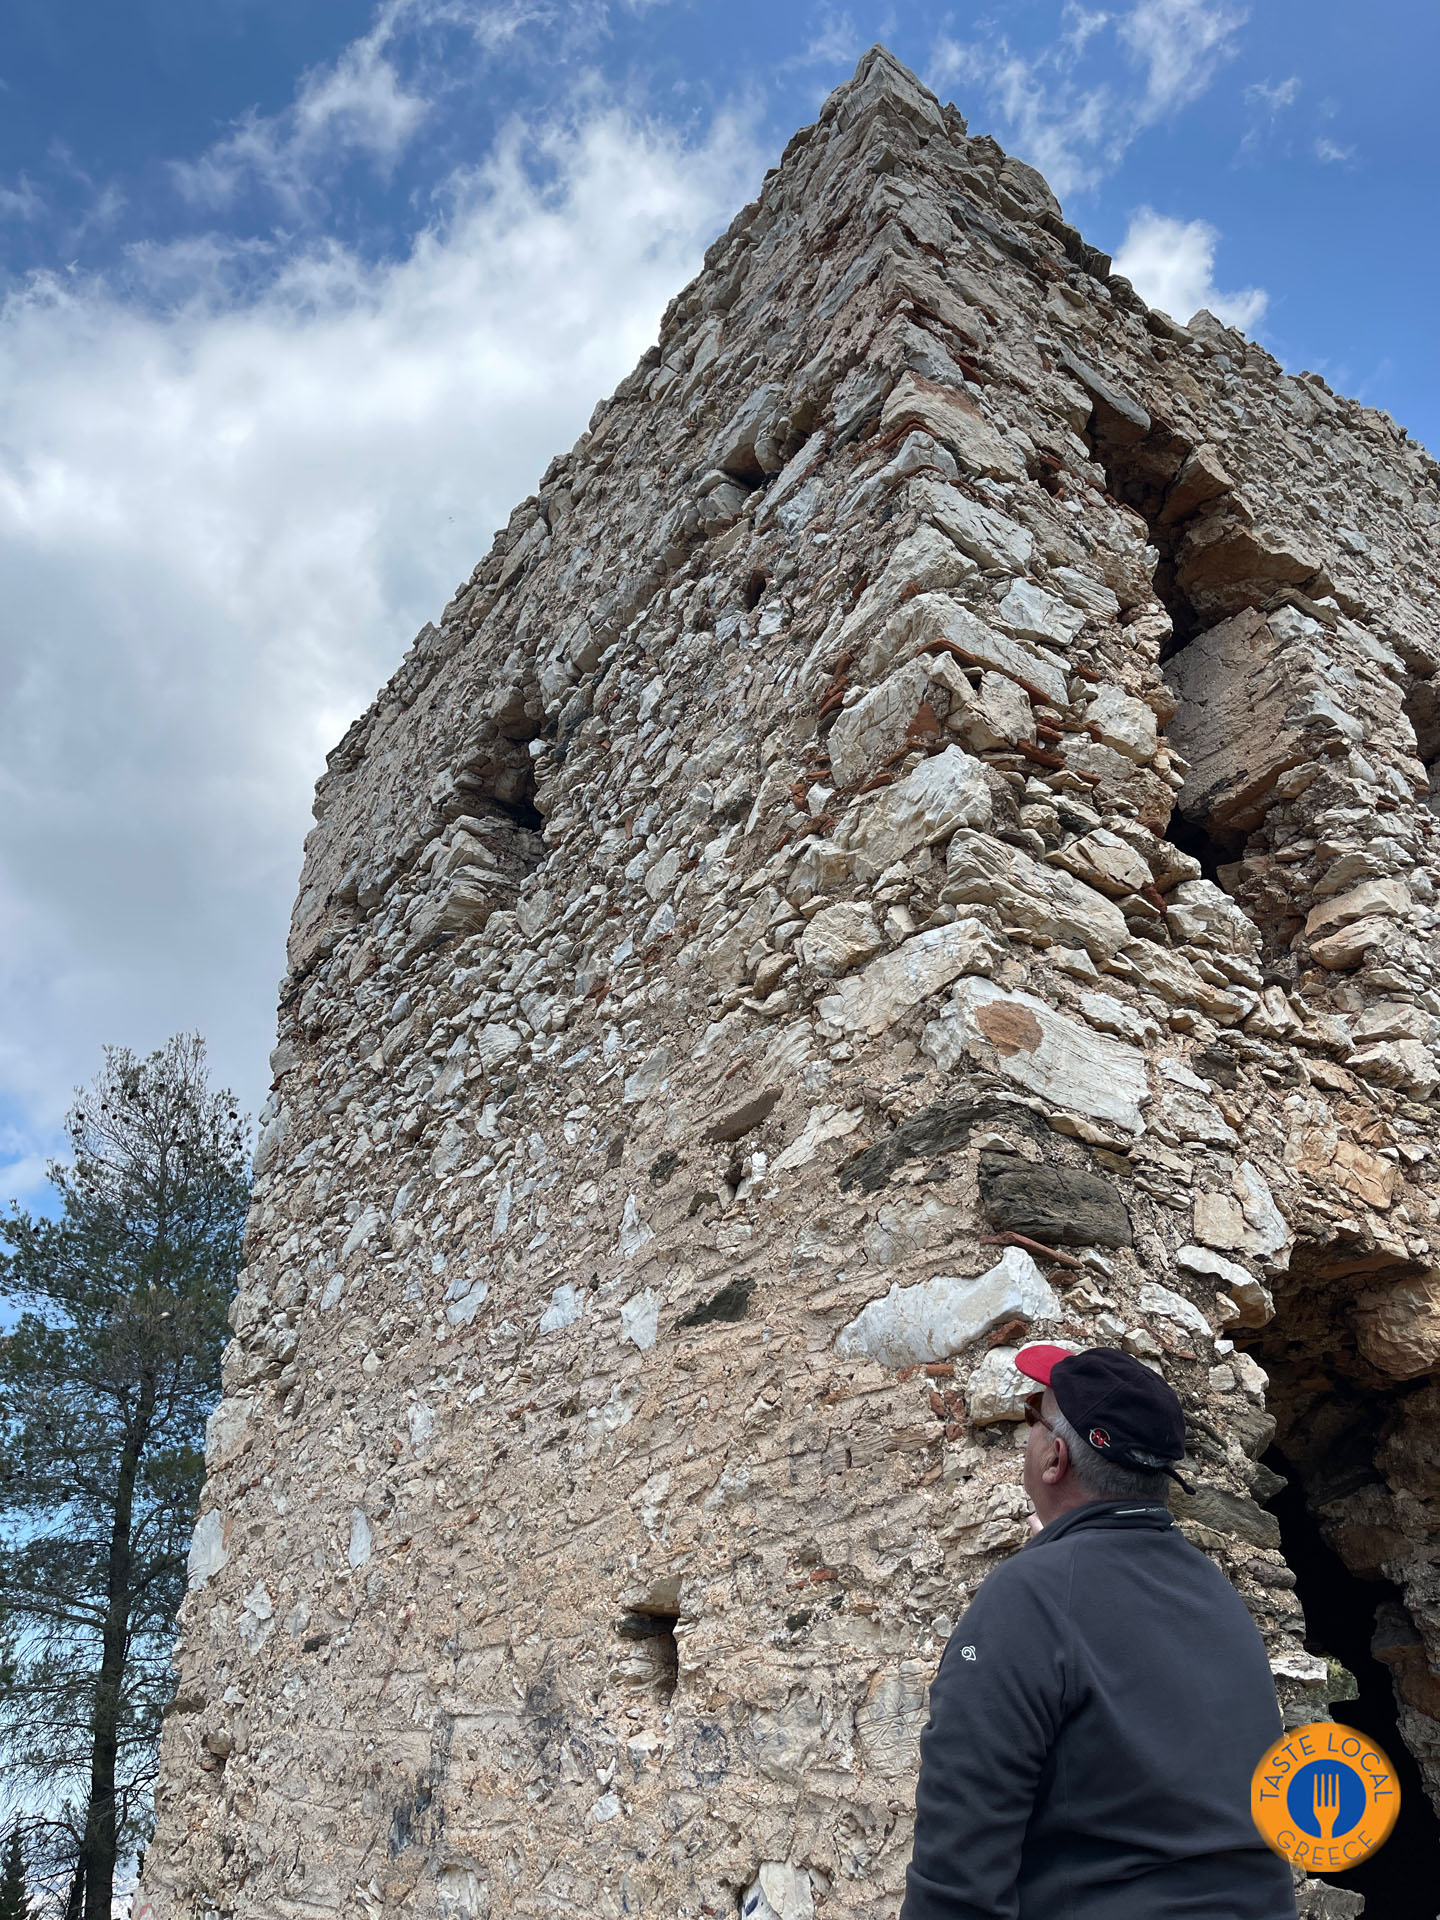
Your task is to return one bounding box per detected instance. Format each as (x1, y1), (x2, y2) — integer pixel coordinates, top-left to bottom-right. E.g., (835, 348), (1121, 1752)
(901, 1344), (1296, 1920)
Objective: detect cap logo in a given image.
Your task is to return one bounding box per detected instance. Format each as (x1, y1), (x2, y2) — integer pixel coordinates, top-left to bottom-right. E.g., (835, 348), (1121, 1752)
(1089, 1427), (1111, 1450)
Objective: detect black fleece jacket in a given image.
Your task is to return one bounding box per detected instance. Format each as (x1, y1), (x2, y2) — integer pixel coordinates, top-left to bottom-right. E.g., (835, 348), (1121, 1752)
(900, 1500), (1297, 1920)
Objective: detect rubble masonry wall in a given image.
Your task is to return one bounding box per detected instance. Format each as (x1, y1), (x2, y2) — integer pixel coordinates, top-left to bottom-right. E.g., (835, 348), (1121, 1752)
(143, 46), (1440, 1920)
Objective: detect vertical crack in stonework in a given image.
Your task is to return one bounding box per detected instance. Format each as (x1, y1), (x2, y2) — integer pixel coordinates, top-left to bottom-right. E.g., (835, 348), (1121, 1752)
(146, 45), (1440, 1920)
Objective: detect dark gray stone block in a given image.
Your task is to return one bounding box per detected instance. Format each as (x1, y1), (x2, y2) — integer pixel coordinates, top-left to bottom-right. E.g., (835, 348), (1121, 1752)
(977, 1151), (1132, 1248)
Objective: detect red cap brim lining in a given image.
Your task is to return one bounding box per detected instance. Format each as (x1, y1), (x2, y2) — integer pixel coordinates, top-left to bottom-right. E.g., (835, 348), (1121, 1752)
(1013, 1342), (1075, 1384)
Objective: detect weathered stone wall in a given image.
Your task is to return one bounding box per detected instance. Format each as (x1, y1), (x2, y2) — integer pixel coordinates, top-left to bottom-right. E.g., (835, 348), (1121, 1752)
(142, 47), (1440, 1920)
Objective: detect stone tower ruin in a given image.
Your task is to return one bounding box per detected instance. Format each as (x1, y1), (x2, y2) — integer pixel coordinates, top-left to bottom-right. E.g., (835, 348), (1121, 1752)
(143, 46), (1440, 1920)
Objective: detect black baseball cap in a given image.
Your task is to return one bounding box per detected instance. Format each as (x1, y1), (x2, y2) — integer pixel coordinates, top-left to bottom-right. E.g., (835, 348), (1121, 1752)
(1016, 1343), (1193, 1491)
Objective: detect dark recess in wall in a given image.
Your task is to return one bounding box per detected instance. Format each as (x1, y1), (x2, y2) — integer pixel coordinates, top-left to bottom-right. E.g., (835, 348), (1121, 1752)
(617, 1609), (680, 1703)
(1084, 410), (1204, 656)
(1160, 805), (1241, 887)
(1266, 1452), (1440, 1917)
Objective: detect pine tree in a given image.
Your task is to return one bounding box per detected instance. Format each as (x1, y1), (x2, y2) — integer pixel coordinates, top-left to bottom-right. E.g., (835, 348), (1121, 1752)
(0, 1036), (250, 1920)
(0, 1825), (27, 1920)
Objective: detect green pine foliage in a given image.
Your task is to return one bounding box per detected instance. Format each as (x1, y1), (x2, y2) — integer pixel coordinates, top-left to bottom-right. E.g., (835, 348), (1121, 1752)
(0, 1035), (249, 1920)
(0, 1825), (27, 1920)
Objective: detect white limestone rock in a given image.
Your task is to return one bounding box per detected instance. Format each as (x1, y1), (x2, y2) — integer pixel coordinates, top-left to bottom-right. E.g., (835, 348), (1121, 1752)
(205, 1395), (254, 1471)
(348, 1508), (372, 1570)
(944, 829), (1129, 960)
(1079, 991), (1158, 1045)
(910, 478), (1034, 572)
(836, 1246), (1061, 1368)
(436, 1867), (490, 1917)
(1175, 1242), (1275, 1330)
(923, 977), (1150, 1132)
(742, 1865), (814, 1920)
(862, 1196), (958, 1267)
(644, 846), (682, 901)
(997, 578), (1086, 647)
(1085, 684), (1158, 763)
(1120, 938), (1254, 1025)
(817, 918), (1002, 1036)
(620, 1289), (660, 1351)
(713, 381), (787, 478)
(253, 1097), (289, 1176)
(797, 901), (886, 977)
(623, 1046), (672, 1104)
(539, 1284), (584, 1332)
(862, 591), (1070, 708)
(1051, 566), (1121, 622)
(408, 1404), (435, 1458)
(967, 1345), (1063, 1423)
(827, 659), (936, 787)
(1165, 879), (1261, 955)
(785, 837), (856, 904)
(1049, 829), (1152, 899)
(430, 1122), (468, 1178)
(617, 1196), (656, 1259)
(475, 1022), (523, 1070)
(1309, 914), (1406, 972)
(1349, 1038), (1439, 1098)
(1304, 878), (1410, 962)
(1137, 1281), (1212, 1341)
(845, 746), (992, 868)
(1192, 1162), (1292, 1263)
(444, 1276), (490, 1326)
(834, 524), (975, 654)
(1353, 1002), (1430, 1044)
(187, 1507), (229, 1589)
(1060, 736), (1140, 789)
(855, 1661), (930, 1781)
(1231, 1350), (1270, 1401)
(952, 671), (1035, 751)
(1175, 1241), (1262, 1292)
(880, 372), (1026, 479)
(770, 1103), (865, 1173)
(1153, 1082), (1237, 1147)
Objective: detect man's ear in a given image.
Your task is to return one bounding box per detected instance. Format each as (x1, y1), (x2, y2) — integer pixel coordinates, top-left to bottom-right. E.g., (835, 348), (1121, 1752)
(1044, 1432), (1070, 1486)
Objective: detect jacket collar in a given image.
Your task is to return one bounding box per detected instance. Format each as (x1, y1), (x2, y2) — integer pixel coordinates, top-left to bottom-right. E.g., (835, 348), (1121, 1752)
(1023, 1498), (1174, 1550)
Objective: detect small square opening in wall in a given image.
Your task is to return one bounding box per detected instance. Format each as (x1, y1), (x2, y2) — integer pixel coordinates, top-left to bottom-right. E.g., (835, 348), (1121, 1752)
(616, 1609), (680, 1703)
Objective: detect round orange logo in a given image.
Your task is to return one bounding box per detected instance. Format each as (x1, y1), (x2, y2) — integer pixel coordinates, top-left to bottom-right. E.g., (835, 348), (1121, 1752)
(1252, 1721), (1400, 1873)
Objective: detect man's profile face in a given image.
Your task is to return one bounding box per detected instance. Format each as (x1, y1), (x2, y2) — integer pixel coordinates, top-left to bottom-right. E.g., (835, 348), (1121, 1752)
(1022, 1387), (1062, 1509)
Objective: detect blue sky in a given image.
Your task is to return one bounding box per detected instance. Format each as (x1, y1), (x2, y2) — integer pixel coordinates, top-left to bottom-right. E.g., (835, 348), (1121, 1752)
(0, 0), (1435, 1207)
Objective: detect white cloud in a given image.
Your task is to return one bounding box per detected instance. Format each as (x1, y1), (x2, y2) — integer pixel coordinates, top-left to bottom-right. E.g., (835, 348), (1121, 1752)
(1112, 204), (1267, 331)
(1244, 76), (1300, 112)
(0, 98), (762, 1195)
(1239, 72), (1300, 157)
(0, 175), (44, 222)
(930, 0), (1245, 199)
(166, 1), (690, 216)
(1117, 0), (1247, 119)
(787, 10), (864, 70)
(171, 0), (433, 213)
(1314, 136), (1354, 164)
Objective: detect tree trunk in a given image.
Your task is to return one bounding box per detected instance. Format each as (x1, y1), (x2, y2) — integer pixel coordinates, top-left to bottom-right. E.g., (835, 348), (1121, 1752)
(81, 1379), (154, 1920)
(62, 1860), (84, 1920)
